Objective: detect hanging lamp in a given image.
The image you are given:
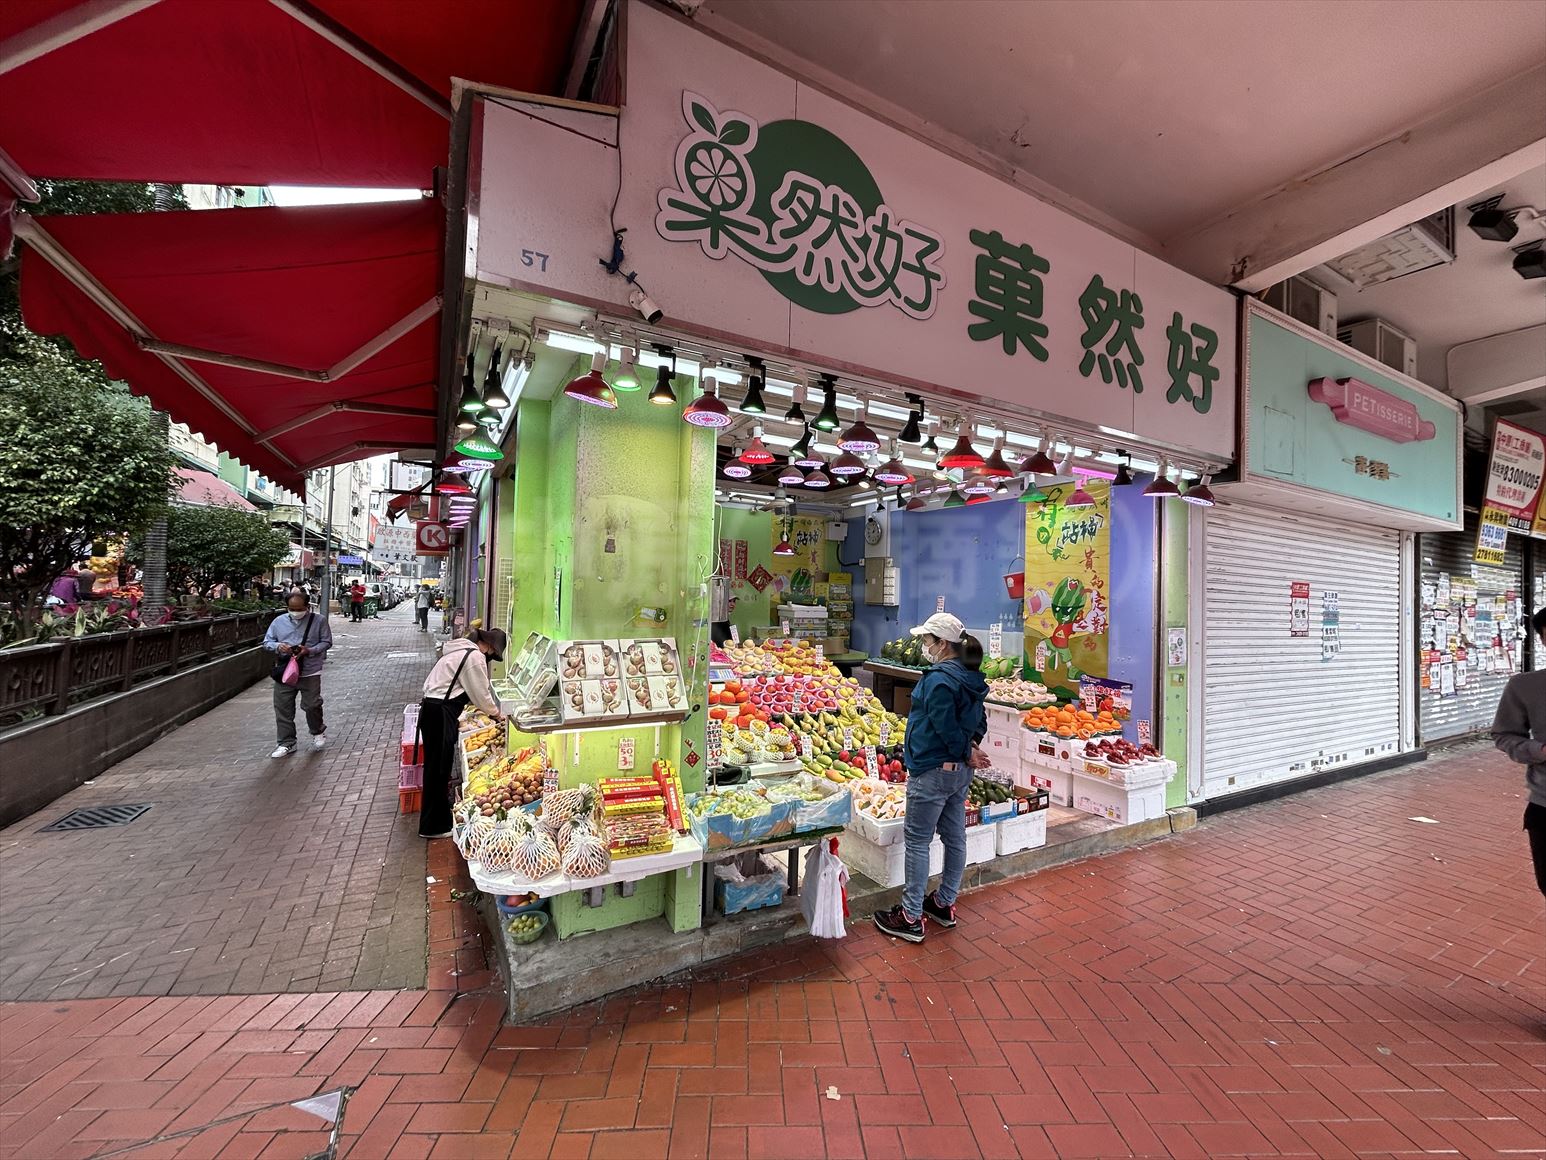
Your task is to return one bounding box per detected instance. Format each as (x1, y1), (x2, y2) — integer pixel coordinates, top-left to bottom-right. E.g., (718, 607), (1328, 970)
(838, 395), (881, 452)
(1113, 453), (1135, 487)
(873, 441), (914, 486)
(939, 417), (986, 471)
(453, 431), (503, 461)
(773, 521), (796, 555)
(648, 347), (677, 405)
(722, 452), (753, 479)
(830, 450), (867, 477)
(739, 357), (767, 414)
(791, 427), (823, 468)
(740, 426), (775, 465)
(803, 466), (832, 488)
(981, 433), (1014, 478)
(482, 343), (510, 409)
(683, 371), (733, 428)
(812, 375), (841, 432)
(777, 458), (806, 485)
(942, 487), (966, 508)
(1144, 461), (1181, 498)
(899, 396), (923, 444)
(563, 351), (618, 409)
(613, 343), (641, 391)
(1065, 482), (1097, 508)
(458, 348), (485, 414)
(1182, 474), (1217, 506)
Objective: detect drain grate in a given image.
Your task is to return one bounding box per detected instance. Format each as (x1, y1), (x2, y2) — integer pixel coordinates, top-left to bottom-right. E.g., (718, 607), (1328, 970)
(40, 803), (151, 832)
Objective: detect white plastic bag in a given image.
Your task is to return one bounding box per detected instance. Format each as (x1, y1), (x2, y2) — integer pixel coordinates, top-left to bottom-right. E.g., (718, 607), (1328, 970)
(800, 839), (848, 939)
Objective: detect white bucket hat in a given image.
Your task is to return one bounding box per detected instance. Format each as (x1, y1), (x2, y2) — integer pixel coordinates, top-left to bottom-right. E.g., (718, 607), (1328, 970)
(910, 612), (965, 643)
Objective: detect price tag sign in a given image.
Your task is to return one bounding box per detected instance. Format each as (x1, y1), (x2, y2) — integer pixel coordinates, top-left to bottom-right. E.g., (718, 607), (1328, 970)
(936, 595), (946, 613)
(705, 720), (724, 771)
(988, 623), (1003, 659)
(1136, 720), (1152, 746)
(814, 642), (824, 659)
(780, 619), (791, 635)
(878, 717), (892, 747)
(728, 625), (740, 644)
(863, 744), (877, 775)
(542, 765), (560, 795)
(618, 737), (636, 770)
(792, 685), (806, 713)
(793, 733), (807, 758)
(843, 726), (855, 750)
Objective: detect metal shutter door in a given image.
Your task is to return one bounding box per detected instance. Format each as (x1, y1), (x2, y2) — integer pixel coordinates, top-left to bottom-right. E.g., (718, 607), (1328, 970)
(1201, 505), (1403, 798)
(1419, 516), (1525, 740)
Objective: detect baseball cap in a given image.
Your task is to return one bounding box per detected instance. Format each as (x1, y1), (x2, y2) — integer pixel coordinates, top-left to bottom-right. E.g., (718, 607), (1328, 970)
(910, 612), (964, 643)
(475, 627), (508, 662)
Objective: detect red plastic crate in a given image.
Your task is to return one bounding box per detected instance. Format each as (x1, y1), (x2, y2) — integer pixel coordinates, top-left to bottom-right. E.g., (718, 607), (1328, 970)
(399, 787), (421, 814)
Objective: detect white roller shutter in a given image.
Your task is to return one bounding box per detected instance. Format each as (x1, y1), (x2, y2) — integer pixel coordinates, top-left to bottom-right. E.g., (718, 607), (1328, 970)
(1199, 504), (1405, 800)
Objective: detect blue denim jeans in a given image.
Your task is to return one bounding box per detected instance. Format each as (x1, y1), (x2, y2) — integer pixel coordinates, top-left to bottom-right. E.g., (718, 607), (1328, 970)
(902, 765), (972, 920)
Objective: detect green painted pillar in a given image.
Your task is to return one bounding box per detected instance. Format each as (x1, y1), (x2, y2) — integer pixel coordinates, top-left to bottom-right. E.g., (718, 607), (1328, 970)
(1161, 501), (1190, 809)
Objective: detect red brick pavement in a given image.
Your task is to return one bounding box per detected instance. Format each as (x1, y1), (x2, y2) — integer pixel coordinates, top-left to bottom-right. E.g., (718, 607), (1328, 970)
(2, 744), (1543, 1158)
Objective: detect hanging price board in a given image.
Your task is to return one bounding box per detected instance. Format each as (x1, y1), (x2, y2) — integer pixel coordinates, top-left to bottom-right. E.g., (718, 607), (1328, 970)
(618, 737), (636, 770)
(988, 623), (1003, 658)
(706, 720), (724, 771)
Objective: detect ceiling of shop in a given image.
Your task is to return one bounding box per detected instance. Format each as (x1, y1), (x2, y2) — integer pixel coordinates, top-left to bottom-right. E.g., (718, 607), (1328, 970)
(1312, 164), (1546, 391)
(693, 0), (1546, 246)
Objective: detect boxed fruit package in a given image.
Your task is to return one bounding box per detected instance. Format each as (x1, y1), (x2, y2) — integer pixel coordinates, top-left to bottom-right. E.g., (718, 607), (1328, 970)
(624, 673), (687, 715)
(764, 773), (853, 833)
(619, 637), (682, 678)
(687, 786), (798, 852)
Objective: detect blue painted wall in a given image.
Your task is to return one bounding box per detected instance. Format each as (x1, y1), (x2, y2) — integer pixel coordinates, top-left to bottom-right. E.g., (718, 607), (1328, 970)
(845, 487), (1158, 740)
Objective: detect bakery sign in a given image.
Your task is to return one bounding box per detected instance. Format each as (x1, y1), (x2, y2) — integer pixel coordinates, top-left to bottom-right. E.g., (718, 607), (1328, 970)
(1309, 377), (1436, 444)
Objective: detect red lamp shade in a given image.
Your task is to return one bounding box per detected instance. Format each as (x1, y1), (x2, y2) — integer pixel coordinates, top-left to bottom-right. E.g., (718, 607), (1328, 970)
(433, 479), (473, 495)
(804, 467), (832, 488)
(773, 537), (795, 556)
(739, 434), (775, 464)
(1065, 484), (1097, 508)
(981, 441), (1015, 478)
(939, 432), (985, 471)
(564, 351), (617, 410)
(1019, 449), (1057, 476)
(961, 473), (995, 496)
(777, 461), (806, 485)
(830, 450), (867, 476)
(722, 461), (753, 479)
(1181, 477), (1216, 506)
(683, 379), (733, 428)
(1144, 471), (1181, 499)
(837, 418), (881, 453)
(873, 457), (914, 485)
(905, 493), (928, 511)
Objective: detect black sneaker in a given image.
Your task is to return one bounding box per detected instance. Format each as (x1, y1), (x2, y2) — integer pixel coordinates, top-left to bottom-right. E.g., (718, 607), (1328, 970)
(873, 904), (925, 943)
(922, 892), (957, 929)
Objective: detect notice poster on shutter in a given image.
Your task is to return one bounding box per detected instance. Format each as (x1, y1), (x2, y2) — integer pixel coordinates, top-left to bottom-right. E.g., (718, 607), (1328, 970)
(1290, 581), (1310, 637)
(1439, 661), (1455, 697)
(1476, 505), (1510, 566)
(1320, 590), (1341, 662)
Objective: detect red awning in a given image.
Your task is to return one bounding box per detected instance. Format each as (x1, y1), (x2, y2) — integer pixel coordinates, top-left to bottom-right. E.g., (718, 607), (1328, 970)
(19, 199), (442, 491)
(0, 0), (581, 188)
(174, 467), (258, 511)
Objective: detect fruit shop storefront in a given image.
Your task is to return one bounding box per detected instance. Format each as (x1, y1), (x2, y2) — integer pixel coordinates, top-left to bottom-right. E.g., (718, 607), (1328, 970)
(436, 0), (1238, 1016)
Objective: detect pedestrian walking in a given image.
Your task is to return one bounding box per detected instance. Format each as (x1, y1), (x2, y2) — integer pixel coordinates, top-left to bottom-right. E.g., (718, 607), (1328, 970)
(414, 584), (433, 631)
(416, 628), (507, 839)
(349, 580), (366, 623)
(873, 612), (989, 943)
(1492, 606), (1546, 900)
(263, 588), (332, 758)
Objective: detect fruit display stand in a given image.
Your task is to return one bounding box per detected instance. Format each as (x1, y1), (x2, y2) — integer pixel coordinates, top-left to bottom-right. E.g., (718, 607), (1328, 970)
(465, 831), (703, 900)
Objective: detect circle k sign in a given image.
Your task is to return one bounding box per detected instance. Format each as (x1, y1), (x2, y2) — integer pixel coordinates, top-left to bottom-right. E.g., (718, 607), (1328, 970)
(415, 521), (451, 556)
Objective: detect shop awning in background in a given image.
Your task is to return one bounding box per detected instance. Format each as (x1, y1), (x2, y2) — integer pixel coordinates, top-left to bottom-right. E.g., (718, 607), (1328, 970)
(0, 0), (581, 188)
(174, 467), (258, 511)
(18, 199), (443, 491)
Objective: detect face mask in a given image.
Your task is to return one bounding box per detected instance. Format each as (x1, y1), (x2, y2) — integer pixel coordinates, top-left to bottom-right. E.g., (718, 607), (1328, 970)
(923, 639), (944, 664)
(289, 610), (307, 622)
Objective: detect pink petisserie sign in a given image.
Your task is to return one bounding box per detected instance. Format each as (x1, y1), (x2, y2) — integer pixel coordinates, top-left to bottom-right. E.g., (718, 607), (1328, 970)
(1308, 376), (1437, 444)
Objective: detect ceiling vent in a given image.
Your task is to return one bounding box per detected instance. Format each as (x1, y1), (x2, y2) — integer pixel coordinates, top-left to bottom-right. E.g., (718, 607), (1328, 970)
(1338, 317), (1418, 380)
(1261, 275), (1338, 336)
(1325, 207), (1455, 288)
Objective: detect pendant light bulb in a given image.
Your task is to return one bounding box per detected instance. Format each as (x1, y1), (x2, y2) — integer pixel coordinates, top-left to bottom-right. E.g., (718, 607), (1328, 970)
(838, 395), (881, 452)
(563, 349), (617, 409)
(899, 397), (923, 444)
(812, 375), (841, 432)
(1065, 483), (1097, 508)
(939, 416), (986, 471)
(455, 411), (477, 434)
(791, 426), (823, 468)
(1144, 460), (1181, 499)
(922, 419), (940, 456)
(648, 347), (677, 405)
(982, 433), (1014, 478)
(803, 466), (832, 489)
(739, 357), (767, 414)
(873, 440), (914, 486)
(722, 456), (753, 479)
(613, 344), (641, 391)
(942, 487), (966, 509)
(830, 450), (867, 477)
(1182, 473), (1217, 507)
(482, 342), (510, 408)
(777, 458), (806, 485)
(739, 425), (775, 465)
(683, 371), (733, 428)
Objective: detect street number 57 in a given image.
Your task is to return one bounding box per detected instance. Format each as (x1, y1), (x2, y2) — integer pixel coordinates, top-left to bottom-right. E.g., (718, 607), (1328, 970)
(521, 249), (550, 272)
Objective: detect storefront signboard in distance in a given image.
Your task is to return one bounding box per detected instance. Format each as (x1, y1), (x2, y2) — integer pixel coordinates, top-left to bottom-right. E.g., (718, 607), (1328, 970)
(471, 0), (1236, 463)
(1480, 418), (1545, 534)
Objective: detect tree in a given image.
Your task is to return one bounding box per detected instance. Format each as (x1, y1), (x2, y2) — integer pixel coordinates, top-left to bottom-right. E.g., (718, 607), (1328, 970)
(148, 504), (290, 597)
(0, 333), (177, 620)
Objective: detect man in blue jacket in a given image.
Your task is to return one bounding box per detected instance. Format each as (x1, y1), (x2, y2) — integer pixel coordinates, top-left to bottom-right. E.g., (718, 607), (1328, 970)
(874, 613), (989, 943)
(263, 588), (333, 758)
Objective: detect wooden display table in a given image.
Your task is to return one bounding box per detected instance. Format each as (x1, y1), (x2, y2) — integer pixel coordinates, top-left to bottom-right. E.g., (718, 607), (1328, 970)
(862, 661), (924, 715)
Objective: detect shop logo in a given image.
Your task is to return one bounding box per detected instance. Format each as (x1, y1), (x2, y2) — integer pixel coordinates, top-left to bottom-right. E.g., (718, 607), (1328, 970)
(1309, 376), (1436, 443)
(655, 92), (946, 319)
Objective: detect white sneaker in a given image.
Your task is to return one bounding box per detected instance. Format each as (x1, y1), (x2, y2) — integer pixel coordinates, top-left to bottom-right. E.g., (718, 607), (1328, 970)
(312, 734), (327, 751)
(270, 746), (295, 759)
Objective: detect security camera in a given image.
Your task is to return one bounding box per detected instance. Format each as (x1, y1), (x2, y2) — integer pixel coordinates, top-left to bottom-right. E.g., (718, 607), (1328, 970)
(629, 287), (663, 324)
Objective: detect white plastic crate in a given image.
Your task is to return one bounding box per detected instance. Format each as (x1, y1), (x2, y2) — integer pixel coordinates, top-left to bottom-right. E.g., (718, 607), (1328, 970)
(964, 822), (997, 866)
(1016, 760), (1070, 807)
(1071, 771), (1167, 825)
(842, 832), (943, 888)
(850, 808), (907, 847)
(996, 809), (1048, 856)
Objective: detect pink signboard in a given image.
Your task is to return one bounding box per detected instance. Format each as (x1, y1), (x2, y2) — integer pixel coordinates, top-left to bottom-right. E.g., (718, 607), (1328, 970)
(1308, 376), (1436, 444)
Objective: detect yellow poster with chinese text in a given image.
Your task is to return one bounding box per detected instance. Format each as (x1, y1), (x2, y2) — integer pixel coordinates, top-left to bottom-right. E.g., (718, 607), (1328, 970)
(768, 515), (825, 597)
(1024, 481), (1110, 697)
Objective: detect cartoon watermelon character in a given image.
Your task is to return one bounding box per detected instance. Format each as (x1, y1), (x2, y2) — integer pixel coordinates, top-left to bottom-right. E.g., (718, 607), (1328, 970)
(1046, 577), (1088, 678)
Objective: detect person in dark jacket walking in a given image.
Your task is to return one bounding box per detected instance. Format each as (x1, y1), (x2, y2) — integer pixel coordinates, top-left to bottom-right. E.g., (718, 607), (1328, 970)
(1492, 606), (1546, 900)
(874, 612), (990, 943)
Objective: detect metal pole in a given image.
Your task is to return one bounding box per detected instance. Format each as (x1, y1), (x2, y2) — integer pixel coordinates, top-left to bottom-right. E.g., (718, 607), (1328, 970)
(297, 494), (308, 595)
(323, 464), (336, 613)
(141, 409), (170, 614)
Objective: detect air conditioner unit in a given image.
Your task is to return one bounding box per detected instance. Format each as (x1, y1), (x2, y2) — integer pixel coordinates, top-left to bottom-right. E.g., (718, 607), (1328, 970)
(1262, 275), (1338, 336)
(1338, 318), (1418, 380)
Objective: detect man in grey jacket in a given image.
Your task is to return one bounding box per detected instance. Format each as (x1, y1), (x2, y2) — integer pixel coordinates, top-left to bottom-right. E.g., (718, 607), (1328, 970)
(1491, 607), (1546, 900)
(263, 588), (333, 758)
